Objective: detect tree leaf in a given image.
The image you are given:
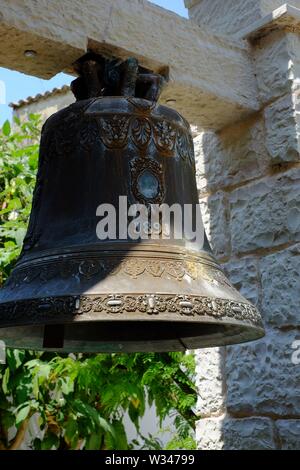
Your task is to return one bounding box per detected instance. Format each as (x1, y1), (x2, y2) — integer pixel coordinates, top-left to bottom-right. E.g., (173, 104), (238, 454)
(110, 420), (128, 450)
(41, 432), (60, 450)
(32, 438), (42, 450)
(59, 376), (74, 396)
(2, 120), (11, 136)
(64, 418), (79, 449)
(13, 116), (21, 126)
(13, 227), (27, 246)
(128, 402), (140, 432)
(85, 432), (103, 450)
(2, 367), (10, 394)
(98, 416), (116, 439)
(15, 404), (31, 426)
(6, 349), (25, 371)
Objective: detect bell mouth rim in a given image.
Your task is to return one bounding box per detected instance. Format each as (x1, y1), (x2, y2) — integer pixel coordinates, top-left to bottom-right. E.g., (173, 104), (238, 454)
(0, 321), (265, 353)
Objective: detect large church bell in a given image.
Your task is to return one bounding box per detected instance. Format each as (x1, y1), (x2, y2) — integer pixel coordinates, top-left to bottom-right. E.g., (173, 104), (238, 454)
(0, 55), (264, 352)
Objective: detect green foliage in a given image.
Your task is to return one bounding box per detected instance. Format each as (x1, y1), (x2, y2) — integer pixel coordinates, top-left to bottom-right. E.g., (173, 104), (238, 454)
(165, 436), (197, 451)
(0, 115), (41, 285)
(0, 116), (197, 450)
(0, 350), (196, 450)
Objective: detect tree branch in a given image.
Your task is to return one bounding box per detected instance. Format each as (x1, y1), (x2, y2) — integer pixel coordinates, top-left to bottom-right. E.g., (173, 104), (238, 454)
(9, 419), (29, 450)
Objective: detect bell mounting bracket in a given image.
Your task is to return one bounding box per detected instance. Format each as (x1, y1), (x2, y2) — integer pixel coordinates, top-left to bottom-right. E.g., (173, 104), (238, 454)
(71, 52), (167, 102)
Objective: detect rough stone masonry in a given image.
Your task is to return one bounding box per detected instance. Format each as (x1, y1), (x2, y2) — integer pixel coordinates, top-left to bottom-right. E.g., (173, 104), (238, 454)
(186, 0), (300, 450)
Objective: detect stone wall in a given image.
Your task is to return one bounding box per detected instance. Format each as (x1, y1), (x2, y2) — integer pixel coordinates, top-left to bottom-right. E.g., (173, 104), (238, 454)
(187, 0), (300, 450)
(185, 0), (300, 36)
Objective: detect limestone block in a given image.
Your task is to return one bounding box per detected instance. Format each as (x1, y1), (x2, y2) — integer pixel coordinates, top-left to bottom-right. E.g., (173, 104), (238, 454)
(222, 417), (275, 450)
(194, 133), (208, 194)
(196, 416), (224, 450)
(261, 1), (300, 14)
(194, 114), (269, 193)
(260, 244), (300, 327)
(186, 0), (262, 36)
(254, 31), (300, 103)
(195, 348), (225, 416)
(226, 329), (300, 415)
(196, 416), (275, 450)
(223, 258), (260, 307)
(264, 93), (300, 163)
(242, 4), (300, 42)
(200, 192), (231, 259)
(276, 420), (300, 450)
(185, 0), (297, 36)
(229, 168), (300, 254)
(0, 0), (259, 130)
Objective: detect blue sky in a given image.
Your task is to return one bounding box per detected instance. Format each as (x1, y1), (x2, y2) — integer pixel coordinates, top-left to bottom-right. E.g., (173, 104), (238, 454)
(0, 0), (188, 126)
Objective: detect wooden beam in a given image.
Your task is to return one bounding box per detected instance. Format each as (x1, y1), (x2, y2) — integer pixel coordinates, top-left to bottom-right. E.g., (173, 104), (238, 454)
(0, 0), (259, 129)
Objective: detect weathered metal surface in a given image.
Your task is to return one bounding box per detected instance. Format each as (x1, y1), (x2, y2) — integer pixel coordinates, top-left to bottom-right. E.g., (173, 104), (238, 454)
(0, 57), (264, 351)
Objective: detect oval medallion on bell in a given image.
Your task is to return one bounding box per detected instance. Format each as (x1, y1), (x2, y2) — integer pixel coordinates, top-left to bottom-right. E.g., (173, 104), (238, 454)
(0, 55), (264, 352)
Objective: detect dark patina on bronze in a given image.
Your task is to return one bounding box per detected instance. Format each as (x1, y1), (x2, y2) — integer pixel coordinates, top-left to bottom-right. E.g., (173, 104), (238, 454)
(0, 55), (264, 352)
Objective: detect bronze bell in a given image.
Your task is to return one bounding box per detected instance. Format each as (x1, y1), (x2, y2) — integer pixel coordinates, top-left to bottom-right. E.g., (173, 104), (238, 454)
(0, 55), (264, 352)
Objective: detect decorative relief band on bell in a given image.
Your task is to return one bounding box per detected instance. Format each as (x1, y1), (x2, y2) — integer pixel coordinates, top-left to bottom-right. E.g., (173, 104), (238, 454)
(98, 115), (130, 149)
(0, 294), (263, 328)
(131, 118), (152, 149)
(5, 256), (236, 289)
(96, 115), (194, 160)
(43, 103), (195, 164)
